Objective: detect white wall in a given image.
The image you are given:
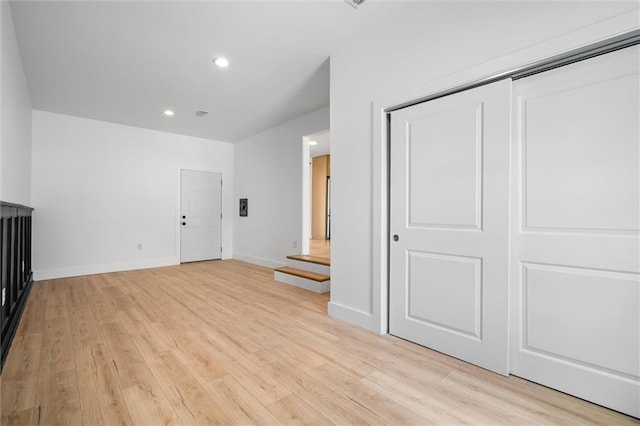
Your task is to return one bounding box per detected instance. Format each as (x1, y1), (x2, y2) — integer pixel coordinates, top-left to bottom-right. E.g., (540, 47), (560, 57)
(31, 111), (234, 280)
(1, 1), (32, 205)
(329, 2), (639, 330)
(233, 106), (329, 268)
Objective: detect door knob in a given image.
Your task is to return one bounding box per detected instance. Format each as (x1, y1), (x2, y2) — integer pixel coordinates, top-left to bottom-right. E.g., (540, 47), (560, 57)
(393, 234), (399, 242)
(182, 222), (186, 226)
(182, 215), (186, 219)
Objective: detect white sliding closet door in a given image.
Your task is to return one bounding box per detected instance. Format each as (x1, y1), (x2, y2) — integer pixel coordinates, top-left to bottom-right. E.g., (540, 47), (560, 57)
(389, 79), (511, 375)
(510, 45), (639, 417)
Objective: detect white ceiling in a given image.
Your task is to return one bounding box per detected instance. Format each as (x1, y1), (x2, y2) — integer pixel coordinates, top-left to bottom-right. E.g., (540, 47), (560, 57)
(10, 1), (636, 143)
(9, 0), (399, 142)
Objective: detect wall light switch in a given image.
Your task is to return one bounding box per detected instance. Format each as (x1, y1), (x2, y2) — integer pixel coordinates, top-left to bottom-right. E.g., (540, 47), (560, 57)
(293, 240), (298, 249)
(137, 243), (143, 250)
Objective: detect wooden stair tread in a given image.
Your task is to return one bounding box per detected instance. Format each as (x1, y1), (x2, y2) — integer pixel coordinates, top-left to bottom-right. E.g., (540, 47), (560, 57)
(286, 254), (330, 266)
(274, 267), (330, 282)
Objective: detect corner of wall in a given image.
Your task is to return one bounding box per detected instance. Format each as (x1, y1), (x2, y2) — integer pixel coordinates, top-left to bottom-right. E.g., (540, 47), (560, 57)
(232, 252), (285, 269)
(1, 0), (33, 206)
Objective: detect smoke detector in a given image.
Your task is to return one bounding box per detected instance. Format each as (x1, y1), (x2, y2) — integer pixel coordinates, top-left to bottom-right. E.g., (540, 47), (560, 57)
(195, 110), (209, 117)
(344, 0), (366, 8)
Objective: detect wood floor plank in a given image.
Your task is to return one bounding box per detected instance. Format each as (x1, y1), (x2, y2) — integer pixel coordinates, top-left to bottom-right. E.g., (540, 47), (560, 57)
(34, 399), (83, 426)
(1, 334), (42, 381)
(64, 277), (89, 308)
(76, 344), (135, 426)
(190, 331), (262, 379)
(33, 368), (83, 424)
(38, 313), (75, 375)
(99, 319), (160, 389)
(82, 275), (118, 325)
(246, 352), (384, 425)
(231, 370), (292, 407)
(43, 281), (69, 321)
(267, 393), (334, 425)
(251, 314), (375, 378)
(1, 407), (34, 426)
(309, 362), (428, 425)
(442, 369), (637, 425)
(285, 369), (386, 425)
(165, 331), (227, 385)
(203, 375), (282, 425)
(13, 290), (46, 337)
(147, 350), (232, 425)
(121, 382), (182, 426)
(101, 284), (136, 313)
(361, 369), (479, 424)
(1, 376), (38, 416)
(117, 309), (173, 358)
(1, 259), (637, 425)
(69, 305), (100, 351)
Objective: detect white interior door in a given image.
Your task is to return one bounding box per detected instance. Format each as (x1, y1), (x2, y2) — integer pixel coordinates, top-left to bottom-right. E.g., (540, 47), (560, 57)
(389, 79), (511, 375)
(510, 45), (639, 417)
(180, 170), (222, 263)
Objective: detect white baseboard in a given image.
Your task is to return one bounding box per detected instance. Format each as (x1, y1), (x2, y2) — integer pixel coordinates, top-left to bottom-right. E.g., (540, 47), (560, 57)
(328, 301), (374, 332)
(33, 257), (179, 281)
(233, 252), (284, 269)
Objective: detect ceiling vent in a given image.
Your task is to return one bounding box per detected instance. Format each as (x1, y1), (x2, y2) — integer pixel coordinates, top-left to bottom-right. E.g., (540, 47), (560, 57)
(344, 0), (366, 8)
(195, 110), (209, 117)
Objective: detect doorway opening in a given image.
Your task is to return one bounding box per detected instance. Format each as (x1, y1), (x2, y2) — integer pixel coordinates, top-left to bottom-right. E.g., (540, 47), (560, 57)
(302, 130), (331, 259)
(272, 131), (331, 294)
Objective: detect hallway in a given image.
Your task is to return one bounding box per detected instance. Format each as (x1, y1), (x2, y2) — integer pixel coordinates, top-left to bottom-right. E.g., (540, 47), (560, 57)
(308, 239), (330, 260)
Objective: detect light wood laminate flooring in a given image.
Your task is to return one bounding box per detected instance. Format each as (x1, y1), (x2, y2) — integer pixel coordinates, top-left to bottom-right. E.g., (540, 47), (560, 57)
(1, 260), (637, 425)
(308, 239), (330, 260)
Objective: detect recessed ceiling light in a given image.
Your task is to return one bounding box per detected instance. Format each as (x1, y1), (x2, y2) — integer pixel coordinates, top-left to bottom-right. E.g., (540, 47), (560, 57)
(164, 110), (174, 116)
(213, 57), (229, 68)
(309, 140), (318, 146)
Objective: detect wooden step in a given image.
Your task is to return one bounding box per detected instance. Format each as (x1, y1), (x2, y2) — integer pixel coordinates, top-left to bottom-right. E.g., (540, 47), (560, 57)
(286, 257), (329, 275)
(274, 267), (330, 282)
(286, 254), (330, 266)
(273, 267), (331, 294)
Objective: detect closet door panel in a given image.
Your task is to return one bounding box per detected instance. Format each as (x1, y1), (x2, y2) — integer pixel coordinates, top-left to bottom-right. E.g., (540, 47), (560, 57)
(510, 45), (639, 418)
(389, 79), (511, 375)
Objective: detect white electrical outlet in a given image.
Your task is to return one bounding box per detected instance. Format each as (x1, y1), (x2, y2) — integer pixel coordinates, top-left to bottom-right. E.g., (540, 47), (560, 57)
(2, 288), (5, 306)
(293, 240), (298, 249)
(137, 243), (143, 250)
